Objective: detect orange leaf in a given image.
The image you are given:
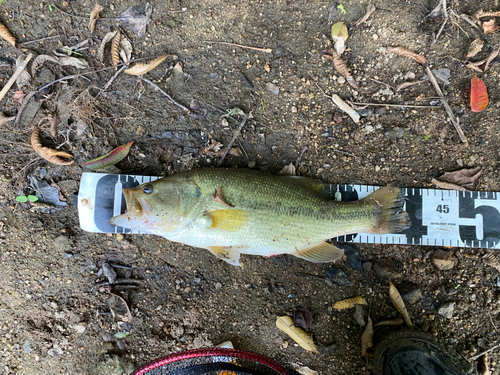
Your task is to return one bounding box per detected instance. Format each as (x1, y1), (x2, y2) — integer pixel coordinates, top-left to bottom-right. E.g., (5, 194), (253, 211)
(471, 76), (488, 112)
(482, 18), (498, 34)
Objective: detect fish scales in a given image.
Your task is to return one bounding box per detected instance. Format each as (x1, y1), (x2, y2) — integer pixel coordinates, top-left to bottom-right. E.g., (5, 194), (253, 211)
(111, 168), (410, 266)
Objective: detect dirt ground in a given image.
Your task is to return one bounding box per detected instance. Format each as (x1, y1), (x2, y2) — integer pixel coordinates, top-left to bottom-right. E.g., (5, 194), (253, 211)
(0, 0), (500, 374)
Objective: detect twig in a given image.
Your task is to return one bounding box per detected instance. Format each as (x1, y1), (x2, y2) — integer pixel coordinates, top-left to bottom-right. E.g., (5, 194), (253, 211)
(433, 0), (448, 43)
(369, 77), (393, 89)
(217, 112), (250, 166)
(295, 146), (307, 168)
(424, 65), (467, 143)
(97, 65), (127, 97)
(0, 53), (32, 103)
(469, 342), (500, 361)
(138, 77), (190, 112)
(348, 101), (440, 109)
(204, 40), (272, 54)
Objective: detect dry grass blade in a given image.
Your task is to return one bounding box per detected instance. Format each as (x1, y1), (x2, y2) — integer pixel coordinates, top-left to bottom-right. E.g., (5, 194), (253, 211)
(31, 55), (59, 77)
(333, 296), (367, 310)
(276, 316), (319, 353)
(89, 4), (104, 33)
(0, 113), (15, 126)
(374, 317), (404, 327)
(389, 281), (413, 328)
(98, 30), (117, 62)
(322, 48), (358, 88)
(353, 4), (376, 27)
(467, 39), (484, 58)
(125, 55), (168, 76)
(31, 127), (74, 165)
(360, 316), (373, 357)
(0, 22), (16, 48)
(111, 31), (121, 69)
(387, 46), (426, 65)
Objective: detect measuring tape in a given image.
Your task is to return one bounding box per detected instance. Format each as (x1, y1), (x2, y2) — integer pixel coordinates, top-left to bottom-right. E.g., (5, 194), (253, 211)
(77, 173), (500, 249)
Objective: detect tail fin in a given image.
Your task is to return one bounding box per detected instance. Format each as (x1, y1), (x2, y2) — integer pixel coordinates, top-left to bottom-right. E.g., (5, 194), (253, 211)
(361, 186), (410, 234)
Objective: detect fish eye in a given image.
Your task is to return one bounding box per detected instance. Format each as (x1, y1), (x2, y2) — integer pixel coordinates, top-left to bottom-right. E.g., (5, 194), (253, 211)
(142, 185), (153, 194)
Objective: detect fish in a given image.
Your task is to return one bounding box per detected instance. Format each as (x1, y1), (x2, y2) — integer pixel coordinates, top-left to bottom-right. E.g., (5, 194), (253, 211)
(110, 168), (410, 266)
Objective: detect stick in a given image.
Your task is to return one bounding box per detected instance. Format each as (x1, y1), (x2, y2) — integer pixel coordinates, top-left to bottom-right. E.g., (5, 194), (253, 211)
(469, 342), (500, 361)
(348, 101), (440, 109)
(0, 53), (32, 103)
(433, 0), (448, 43)
(217, 113), (249, 166)
(424, 65), (467, 143)
(204, 41), (272, 54)
(138, 77), (190, 112)
(0, 35), (61, 54)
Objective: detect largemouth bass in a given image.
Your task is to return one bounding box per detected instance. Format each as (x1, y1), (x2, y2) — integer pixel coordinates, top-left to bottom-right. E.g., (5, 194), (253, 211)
(111, 168), (410, 266)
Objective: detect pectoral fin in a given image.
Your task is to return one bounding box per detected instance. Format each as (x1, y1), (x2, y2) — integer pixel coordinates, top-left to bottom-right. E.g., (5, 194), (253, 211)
(209, 246), (242, 266)
(208, 209), (247, 231)
(294, 242), (344, 263)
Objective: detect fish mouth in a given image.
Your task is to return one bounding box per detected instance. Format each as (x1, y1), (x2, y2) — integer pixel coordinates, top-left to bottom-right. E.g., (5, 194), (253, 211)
(110, 188), (152, 228)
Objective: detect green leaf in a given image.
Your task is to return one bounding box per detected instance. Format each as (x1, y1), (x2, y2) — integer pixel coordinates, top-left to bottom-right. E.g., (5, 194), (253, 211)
(49, 4), (53, 11)
(337, 4), (346, 15)
(114, 332), (130, 339)
(331, 22), (349, 41)
(424, 135), (430, 140)
(16, 195), (28, 203)
(27, 195), (39, 202)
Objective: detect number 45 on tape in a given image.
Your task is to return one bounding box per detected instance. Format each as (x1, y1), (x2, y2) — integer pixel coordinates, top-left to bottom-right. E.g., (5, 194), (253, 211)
(77, 173), (500, 249)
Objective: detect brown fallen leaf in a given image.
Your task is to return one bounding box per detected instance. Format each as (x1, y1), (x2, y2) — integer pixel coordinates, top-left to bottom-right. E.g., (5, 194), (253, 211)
(31, 127), (74, 166)
(482, 18), (499, 34)
(478, 353), (491, 375)
(387, 46), (427, 65)
(211, 188), (234, 208)
(0, 113), (15, 126)
(434, 166), (482, 191)
(98, 30), (118, 62)
(111, 31), (121, 69)
(466, 44), (500, 73)
(89, 4), (104, 33)
(483, 253), (500, 273)
(374, 317), (404, 327)
(31, 54), (59, 77)
(472, 9), (500, 24)
(11, 90), (26, 105)
(294, 307), (313, 330)
(334, 296), (367, 310)
(431, 178), (468, 191)
(395, 80), (424, 92)
(353, 4), (376, 27)
(276, 316), (319, 353)
(0, 22), (16, 48)
(322, 48), (358, 88)
(360, 316), (373, 357)
(389, 281), (413, 328)
(119, 37), (133, 65)
(125, 55), (168, 76)
(467, 38), (484, 58)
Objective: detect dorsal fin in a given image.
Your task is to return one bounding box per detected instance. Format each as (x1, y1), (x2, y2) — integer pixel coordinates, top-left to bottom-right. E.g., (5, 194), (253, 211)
(293, 242), (344, 263)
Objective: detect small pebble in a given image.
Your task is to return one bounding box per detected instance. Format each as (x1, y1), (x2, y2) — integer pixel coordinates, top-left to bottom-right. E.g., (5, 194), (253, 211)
(337, 77), (346, 84)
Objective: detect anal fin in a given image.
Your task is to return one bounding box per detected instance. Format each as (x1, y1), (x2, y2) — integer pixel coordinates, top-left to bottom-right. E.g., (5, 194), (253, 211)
(209, 246), (242, 266)
(294, 242), (344, 263)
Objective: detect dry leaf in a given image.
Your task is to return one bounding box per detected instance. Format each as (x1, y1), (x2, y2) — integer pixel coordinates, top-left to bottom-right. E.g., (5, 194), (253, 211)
(31, 127), (74, 166)
(479, 353), (491, 375)
(276, 316), (319, 353)
(47, 111), (58, 138)
(374, 317), (404, 327)
(360, 316), (373, 357)
(333, 35), (345, 55)
(119, 37), (133, 65)
(333, 296), (367, 310)
(124, 55), (168, 76)
(58, 56), (89, 70)
(467, 39), (484, 58)
(483, 253), (500, 272)
(466, 45), (500, 73)
(293, 307), (313, 330)
(322, 48), (358, 88)
(31, 54), (59, 77)
(395, 80), (424, 91)
(434, 167), (482, 191)
(389, 281), (413, 328)
(482, 18), (499, 34)
(211, 188), (234, 208)
(277, 162), (296, 176)
(471, 75), (488, 112)
(111, 31), (121, 69)
(98, 31), (118, 62)
(473, 9), (500, 24)
(201, 141), (223, 156)
(290, 364), (318, 375)
(353, 4), (376, 27)
(11, 90), (26, 105)
(0, 22), (16, 48)
(387, 46), (427, 65)
(0, 113), (15, 126)
(89, 4), (104, 33)
(331, 22), (348, 41)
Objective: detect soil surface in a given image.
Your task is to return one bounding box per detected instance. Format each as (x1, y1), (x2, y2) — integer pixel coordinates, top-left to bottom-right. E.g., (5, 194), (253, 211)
(0, 0), (499, 374)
